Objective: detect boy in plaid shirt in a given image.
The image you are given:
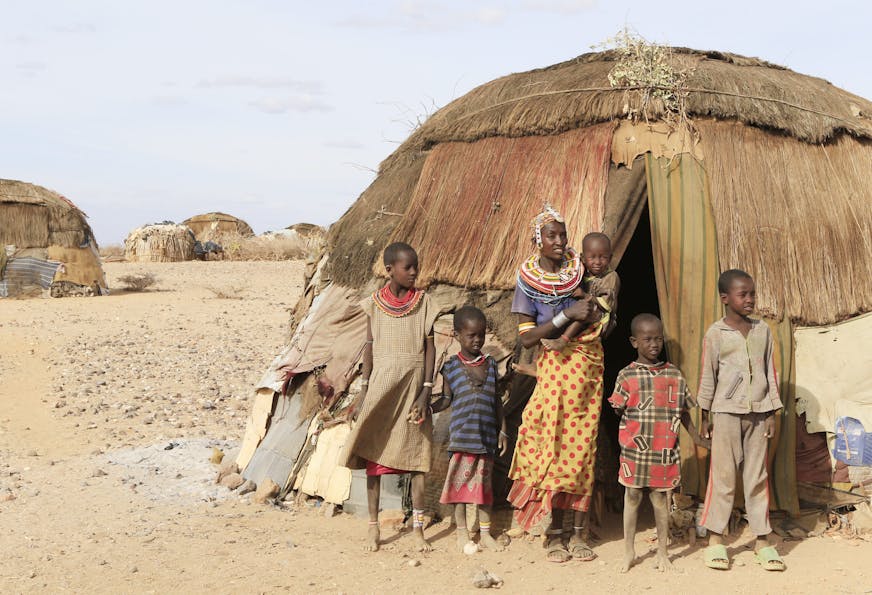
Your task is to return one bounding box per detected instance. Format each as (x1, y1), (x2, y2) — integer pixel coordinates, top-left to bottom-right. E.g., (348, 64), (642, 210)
(609, 313), (703, 573)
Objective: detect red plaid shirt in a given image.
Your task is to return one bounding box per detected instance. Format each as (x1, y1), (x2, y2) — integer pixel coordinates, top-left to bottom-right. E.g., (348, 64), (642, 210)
(608, 361), (694, 489)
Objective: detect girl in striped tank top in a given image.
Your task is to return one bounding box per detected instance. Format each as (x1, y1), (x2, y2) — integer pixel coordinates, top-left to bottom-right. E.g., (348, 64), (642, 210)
(432, 306), (508, 552)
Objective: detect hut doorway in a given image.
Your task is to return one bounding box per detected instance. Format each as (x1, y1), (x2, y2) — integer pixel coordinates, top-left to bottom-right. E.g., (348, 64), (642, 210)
(603, 204), (661, 392)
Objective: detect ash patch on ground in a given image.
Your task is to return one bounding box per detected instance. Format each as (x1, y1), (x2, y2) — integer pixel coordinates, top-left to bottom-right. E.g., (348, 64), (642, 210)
(102, 438), (239, 503)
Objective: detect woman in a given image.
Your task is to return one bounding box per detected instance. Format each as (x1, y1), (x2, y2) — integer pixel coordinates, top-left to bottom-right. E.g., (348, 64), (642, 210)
(507, 204), (602, 563)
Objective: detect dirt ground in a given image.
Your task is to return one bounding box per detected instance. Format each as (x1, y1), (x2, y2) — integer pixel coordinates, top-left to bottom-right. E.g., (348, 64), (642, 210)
(1, 260), (869, 594)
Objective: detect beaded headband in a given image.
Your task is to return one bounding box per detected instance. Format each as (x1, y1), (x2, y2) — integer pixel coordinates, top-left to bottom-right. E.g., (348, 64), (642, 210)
(531, 203), (565, 248)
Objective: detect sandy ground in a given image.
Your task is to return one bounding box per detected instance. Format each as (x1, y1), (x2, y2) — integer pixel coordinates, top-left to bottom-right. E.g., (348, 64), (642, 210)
(1, 260), (870, 594)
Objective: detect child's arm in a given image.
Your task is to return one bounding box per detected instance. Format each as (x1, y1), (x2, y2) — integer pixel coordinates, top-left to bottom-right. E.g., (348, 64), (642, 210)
(429, 373), (453, 413)
(607, 371), (629, 416)
(350, 320), (373, 422)
(496, 391), (508, 456)
(681, 408), (711, 449)
(696, 332), (719, 439)
(516, 298), (594, 349)
(409, 334), (436, 423)
(762, 327), (783, 439)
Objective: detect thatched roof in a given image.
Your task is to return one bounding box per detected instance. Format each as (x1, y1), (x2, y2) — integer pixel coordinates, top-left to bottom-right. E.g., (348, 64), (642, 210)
(183, 212), (254, 240)
(396, 48), (872, 155)
(0, 179), (98, 250)
(325, 48), (872, 326)
(124, 223), (196, 262)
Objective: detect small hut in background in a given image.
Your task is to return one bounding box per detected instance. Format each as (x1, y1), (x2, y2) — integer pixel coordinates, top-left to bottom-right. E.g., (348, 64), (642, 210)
(261, 223), (327, 251)
(183, 212), (254, 242)
(124, 223), (196, 262)
(0, 179), (106, 297)
(286, 223), (326, 249)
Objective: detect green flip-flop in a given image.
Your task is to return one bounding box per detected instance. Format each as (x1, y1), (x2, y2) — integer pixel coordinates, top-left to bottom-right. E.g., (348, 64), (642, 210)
(754, 546), (786, 571)
(704, 544), (730, 570)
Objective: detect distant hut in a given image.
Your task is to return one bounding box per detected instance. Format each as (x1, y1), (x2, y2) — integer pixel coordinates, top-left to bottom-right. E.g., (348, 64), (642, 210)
(286, 223), (326, 249)
(183, 212), (254, 242)
(124, 223), (196, 262)
(236, 47), (872, 516)
(0, 179), (107, 297)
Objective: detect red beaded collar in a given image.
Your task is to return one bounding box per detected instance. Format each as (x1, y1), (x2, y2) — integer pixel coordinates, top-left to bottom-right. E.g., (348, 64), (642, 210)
(372, 284), (423, 317)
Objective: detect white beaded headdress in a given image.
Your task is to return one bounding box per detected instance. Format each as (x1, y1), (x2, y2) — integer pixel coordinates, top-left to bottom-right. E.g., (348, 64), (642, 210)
(531, 203), (564, 248)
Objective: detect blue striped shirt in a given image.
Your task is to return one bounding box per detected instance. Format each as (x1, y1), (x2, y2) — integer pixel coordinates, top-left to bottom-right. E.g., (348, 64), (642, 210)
(441, 355), (499, 456)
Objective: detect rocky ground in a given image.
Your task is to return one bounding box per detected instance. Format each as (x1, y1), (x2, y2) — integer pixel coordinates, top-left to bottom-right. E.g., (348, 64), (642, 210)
(1, 260), (870, 593)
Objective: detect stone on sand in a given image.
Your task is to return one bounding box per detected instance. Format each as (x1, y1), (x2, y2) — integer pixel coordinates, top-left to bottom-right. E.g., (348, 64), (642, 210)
(237, 479), (256, 495)
(219, 473), (244, 490)
(252, 478), (280, 504)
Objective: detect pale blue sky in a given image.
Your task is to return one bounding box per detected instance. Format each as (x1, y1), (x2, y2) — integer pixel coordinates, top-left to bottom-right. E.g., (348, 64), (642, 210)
(2, 1), (870, 244)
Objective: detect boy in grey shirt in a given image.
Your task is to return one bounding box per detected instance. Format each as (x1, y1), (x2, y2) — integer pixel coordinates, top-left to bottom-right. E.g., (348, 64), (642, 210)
(698, 269), (785, 571)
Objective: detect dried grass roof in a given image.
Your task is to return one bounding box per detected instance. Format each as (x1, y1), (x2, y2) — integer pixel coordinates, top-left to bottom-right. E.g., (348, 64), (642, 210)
(393, 48), (872, 159)
(325, 48), (872, 325)
(183, 212), (254, 238)
(0, 179), (98, 250)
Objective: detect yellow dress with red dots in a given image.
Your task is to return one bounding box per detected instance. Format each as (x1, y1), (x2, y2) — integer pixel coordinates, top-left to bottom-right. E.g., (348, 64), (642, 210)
(507, 322), (603, 532)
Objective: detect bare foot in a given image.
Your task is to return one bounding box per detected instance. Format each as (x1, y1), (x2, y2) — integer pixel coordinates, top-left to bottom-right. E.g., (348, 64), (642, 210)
(541, 337), (567, 352)
(413, 527), (432, 552)
(456, 528), (470, 552)
(656, 552), (674, 573)
(365, 524), (380, 552)
(480, 532), (504, 552)
(511, 362), (537, 377)
(620, 549), (635, 573)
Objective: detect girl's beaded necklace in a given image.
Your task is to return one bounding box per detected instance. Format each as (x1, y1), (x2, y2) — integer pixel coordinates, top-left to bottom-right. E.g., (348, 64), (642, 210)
(372, 284), (422, 317)
(457, 351), (486, 367)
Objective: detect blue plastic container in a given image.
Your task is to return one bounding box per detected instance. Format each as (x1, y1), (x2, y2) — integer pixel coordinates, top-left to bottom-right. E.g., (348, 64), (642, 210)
(833, 416), (872, 466)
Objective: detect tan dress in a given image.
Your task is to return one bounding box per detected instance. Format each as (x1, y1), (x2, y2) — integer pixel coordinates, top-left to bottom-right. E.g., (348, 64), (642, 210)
(343, 292), (438, 473)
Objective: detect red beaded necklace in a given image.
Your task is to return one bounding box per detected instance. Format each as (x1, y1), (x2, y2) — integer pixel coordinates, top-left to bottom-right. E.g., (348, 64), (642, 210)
(373, 284), (422, 317)
(457, 351), (486, 367)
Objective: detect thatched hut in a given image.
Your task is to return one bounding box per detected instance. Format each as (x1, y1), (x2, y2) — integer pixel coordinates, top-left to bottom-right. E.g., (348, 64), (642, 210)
(183, 212), (254, 242)
(236, 48), (872, 517)
(0, 179), (106, 297)
(124, 223), (196, 262)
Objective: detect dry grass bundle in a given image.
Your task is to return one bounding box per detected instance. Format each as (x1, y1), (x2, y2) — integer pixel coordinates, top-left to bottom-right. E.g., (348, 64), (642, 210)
(183, 212), (254, 242)
(221, 233), (310, 261)
(389, 123), (614, 289)
(117, 272), (157, 291)
(699, 120), (872, 325)
(124, 224), (195, 262)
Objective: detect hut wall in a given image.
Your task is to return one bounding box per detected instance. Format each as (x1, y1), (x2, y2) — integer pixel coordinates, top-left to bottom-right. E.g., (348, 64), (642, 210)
(699, 120), (872, 325)
(388, 123), (614, 289)
(0, 203), (50, 247)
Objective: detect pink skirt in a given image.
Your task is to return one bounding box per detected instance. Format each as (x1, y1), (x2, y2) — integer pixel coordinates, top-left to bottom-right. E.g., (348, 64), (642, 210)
(439, 453), (494, 505)
(365, 460), (407, 476)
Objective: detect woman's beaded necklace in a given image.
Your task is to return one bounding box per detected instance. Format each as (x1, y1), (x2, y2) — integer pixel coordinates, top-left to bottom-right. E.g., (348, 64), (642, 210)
(516, 248), (582, 305)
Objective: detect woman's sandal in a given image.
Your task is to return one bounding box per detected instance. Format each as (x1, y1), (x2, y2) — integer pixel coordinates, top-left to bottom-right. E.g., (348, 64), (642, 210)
(703, 544), (730, 570)
(545, 540), (572, 563)
(754, 546), (786, 571)
(568, 539), (597, 561)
